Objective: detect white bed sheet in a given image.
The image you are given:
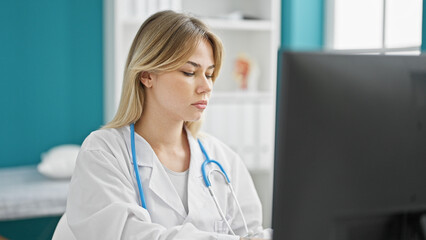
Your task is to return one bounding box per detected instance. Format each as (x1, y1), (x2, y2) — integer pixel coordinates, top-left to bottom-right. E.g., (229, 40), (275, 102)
(0, 165), (69, 220)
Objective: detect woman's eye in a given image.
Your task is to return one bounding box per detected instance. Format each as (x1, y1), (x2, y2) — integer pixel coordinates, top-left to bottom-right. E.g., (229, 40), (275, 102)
(183, 71), (195, 77)
(206, 74), (213, 79)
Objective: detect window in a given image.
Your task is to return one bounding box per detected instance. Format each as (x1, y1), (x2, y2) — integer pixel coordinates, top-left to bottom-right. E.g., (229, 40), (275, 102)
(326, 0), (423, 55)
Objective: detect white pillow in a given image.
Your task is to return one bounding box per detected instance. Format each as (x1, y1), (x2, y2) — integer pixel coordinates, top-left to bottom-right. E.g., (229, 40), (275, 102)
(37, 144), (80, 179)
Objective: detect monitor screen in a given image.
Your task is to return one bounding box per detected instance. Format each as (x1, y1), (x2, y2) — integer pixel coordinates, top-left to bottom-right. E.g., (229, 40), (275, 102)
(272, 51), (426, 240)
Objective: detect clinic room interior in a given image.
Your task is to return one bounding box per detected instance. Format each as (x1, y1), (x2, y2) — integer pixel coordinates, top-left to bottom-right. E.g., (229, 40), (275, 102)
(1, 0), (425, 239)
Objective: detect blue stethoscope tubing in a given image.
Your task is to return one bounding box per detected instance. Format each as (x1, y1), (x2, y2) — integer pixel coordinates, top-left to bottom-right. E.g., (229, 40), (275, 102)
(130, 123), (147, 209)
(129, 123), (250, 236)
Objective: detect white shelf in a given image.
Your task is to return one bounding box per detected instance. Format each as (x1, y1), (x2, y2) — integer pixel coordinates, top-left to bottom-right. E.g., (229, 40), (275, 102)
(122, 17), (274, 31)
(202, 18), (274, 31)
(210, 91), (274, 104)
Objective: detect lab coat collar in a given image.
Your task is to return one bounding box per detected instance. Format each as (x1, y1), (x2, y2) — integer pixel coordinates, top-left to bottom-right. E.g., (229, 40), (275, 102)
(126, 125), (205, 176)
(124, 125), (154, 168)
(186, 128), (205, 178)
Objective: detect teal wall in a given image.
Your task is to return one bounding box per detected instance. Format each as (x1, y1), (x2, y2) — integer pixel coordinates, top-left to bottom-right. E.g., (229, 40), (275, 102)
(281, 0), (325, 50)
(0, 0), (103, 168)
(0, 216), (60, 240)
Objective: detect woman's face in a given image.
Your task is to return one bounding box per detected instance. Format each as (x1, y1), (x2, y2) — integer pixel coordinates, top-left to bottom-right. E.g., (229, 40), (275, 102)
(144, 39), (215, 122)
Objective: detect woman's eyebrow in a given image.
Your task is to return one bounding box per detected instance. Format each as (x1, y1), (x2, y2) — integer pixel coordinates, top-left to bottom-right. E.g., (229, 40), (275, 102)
(186, 61), (215, 69)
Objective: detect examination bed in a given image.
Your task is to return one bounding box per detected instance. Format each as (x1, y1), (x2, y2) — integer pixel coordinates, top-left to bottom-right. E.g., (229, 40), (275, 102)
(0, 165), (69, 239)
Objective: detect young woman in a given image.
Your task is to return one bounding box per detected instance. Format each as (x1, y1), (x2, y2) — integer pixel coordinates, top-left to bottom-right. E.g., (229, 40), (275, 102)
(53, 10), (272, 240)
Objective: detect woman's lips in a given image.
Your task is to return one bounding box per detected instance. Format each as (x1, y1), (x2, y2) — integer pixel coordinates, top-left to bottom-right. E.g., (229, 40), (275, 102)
(192, 100), (208, 110)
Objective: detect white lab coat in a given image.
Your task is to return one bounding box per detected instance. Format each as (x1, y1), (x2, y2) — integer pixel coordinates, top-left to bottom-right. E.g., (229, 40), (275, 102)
(53, 126), (272, 240)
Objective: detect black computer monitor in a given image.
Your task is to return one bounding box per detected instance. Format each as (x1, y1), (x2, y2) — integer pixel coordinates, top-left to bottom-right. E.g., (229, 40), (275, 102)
(272, 51), (426, 240)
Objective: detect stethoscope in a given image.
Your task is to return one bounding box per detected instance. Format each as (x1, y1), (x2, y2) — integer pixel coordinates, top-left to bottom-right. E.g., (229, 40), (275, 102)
(130, 123), (250, 236)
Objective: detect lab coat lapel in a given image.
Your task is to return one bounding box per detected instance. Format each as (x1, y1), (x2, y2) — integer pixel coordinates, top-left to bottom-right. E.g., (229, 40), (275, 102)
(186, 133), (212, 218)
(126, 126), (187, 219)
(186, 130), (204, 179)
(148, 161), (188, 219)
(149, 161), (187, 218)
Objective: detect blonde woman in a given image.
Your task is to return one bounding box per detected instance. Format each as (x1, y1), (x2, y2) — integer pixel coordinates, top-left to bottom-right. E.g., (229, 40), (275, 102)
(53, 10), (272, 240)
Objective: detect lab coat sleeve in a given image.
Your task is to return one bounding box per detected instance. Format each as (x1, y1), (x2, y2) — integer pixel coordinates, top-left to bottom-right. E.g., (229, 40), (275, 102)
(66, 148), (239, 240)
(228, 155), (273, 239)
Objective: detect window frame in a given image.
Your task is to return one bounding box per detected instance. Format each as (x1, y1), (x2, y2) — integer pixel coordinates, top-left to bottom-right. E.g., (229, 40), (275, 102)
(325, 0), (422, 55)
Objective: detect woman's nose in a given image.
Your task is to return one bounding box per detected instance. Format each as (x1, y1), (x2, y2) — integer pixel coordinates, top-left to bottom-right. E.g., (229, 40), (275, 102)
(197, 75), (212, 94)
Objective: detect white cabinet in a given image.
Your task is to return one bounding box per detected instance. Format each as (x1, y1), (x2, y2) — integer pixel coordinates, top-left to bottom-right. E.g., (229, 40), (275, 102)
(104, 0), (280, 227)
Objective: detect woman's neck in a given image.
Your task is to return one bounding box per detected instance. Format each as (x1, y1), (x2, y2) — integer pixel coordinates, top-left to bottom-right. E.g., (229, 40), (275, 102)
(134, 113), (186, 151)
(135, 111), (190, 172)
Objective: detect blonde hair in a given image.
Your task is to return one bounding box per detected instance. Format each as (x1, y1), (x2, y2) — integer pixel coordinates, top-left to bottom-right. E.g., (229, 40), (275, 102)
(103, 10), (223, 136)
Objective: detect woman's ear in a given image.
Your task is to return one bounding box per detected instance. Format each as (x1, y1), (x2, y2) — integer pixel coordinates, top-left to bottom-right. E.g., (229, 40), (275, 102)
(140, 71), (153, 88)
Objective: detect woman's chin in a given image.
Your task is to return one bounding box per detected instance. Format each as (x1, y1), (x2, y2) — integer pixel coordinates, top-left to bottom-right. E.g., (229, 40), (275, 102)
(185, 114), (203, 122)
